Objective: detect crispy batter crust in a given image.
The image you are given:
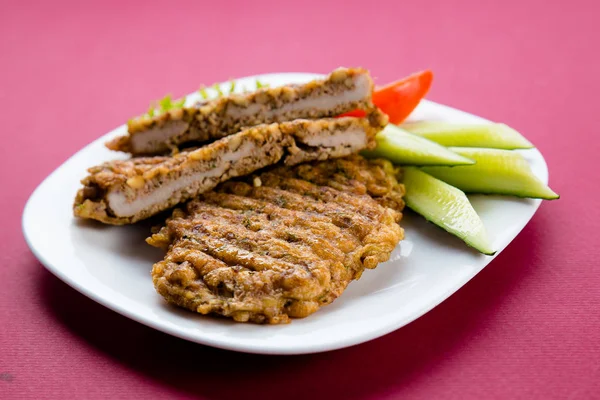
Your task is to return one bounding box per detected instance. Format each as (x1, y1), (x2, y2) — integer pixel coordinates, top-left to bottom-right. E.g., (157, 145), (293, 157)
(75, 116), (383, 225)
(106, 67), (375, 155)
(148, 155), (405, 324)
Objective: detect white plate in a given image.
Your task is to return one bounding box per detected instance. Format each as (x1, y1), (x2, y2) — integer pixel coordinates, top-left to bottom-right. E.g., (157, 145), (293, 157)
(22, 72), (548, 355)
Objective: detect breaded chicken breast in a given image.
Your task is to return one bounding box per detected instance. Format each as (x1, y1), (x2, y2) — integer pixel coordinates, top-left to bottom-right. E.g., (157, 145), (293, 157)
(148, 155), (405, 324)
(75, 115), (387, 225)
(106, 67), (375, 155)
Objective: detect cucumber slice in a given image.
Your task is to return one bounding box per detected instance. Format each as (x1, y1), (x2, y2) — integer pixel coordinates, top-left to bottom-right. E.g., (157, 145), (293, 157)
(400, 121), (534, 150)
(362, 124), (475, 166)
(421, 147), (559, 199)
(403, 167), (495, 255)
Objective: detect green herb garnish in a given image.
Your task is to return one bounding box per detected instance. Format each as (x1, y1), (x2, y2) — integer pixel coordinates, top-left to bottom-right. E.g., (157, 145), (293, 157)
(173, 97), (185, 108)
(256, 79), (269, 89)
(199, 85), (209, 99)
(158, 95), (175, 111)
(137, 94), (186, 119)
(147, 105), (155, 117)
(135, 77), (266, 122)
(212, 83), (223, 97)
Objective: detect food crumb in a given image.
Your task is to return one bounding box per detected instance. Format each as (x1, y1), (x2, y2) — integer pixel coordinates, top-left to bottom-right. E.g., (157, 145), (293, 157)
(126, 176), (145, 189)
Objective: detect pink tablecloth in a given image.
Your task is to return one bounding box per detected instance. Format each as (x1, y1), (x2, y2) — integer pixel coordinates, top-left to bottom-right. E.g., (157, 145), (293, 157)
(1, 0), (598, 398)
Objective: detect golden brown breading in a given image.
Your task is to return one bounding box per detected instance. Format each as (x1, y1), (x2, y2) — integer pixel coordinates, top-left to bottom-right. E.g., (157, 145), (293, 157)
(148, 155), (405, 324)
(106, 67), (375, 155)
(75, 117), (383, 225)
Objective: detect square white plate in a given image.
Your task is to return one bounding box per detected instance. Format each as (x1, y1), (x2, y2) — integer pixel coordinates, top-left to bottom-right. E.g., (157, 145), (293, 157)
(22, 73), (548, 354)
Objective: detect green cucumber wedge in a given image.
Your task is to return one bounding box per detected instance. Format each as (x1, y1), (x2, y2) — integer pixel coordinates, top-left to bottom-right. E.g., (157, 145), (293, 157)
(400, 121), (534, 150)
(403, 167), (495, 255)
(421, 147), (559, 199)
(362, 124), (475, 166)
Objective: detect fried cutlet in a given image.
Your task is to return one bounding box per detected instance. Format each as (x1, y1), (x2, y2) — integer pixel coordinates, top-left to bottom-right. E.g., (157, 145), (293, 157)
(74, 114), (388, 225)
(106, 67), (375, 155)
(148, 155), (405, 324)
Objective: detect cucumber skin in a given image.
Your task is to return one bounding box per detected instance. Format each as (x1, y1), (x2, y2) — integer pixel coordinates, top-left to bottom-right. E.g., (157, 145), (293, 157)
(406, 204), (496, 255)
(362, 125), (476, 166)
(400, 122), (534, 150)
(421, 147), (559, 200)
(403, 167), (496, 255)
(441, 189), (559, 200)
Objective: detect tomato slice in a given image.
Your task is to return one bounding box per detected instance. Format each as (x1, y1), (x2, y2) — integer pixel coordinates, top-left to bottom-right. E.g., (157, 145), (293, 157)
(338, 70), (433, 124)
(373, 70), (433, 124)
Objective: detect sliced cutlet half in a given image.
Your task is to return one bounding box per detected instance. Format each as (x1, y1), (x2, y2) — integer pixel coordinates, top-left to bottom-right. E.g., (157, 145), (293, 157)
(106, 67), (375, 155)
(74, 115), (385, 225)
(148, 155), (405, 324)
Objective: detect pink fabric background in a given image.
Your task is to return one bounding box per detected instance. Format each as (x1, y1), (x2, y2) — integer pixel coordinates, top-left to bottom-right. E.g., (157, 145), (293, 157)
(1, 0), (599, 398)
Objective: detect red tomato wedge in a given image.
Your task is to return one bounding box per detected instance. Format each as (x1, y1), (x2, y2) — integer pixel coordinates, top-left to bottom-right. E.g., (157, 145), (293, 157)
(340, 70), (434, 124)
